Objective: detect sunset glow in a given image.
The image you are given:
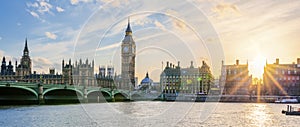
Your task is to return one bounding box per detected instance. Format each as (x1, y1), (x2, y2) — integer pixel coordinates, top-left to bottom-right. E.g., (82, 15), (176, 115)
(250, 54), (267, 78)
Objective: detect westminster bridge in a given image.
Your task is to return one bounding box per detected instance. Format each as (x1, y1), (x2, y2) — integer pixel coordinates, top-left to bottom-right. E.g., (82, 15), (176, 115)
(1, 81), (299, 104)
(0, 81), (138, 104)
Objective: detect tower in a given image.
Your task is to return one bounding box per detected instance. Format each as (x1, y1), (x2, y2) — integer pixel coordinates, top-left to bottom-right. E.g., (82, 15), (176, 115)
(121, 17), (136, 90)
(1, 57), (6, 75)
(16, 38), (32, 77)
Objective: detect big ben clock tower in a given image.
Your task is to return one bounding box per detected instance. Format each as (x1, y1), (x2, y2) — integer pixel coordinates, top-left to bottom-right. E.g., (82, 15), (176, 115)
(16, 38), (32, 77)
(121, 18), (136, 90)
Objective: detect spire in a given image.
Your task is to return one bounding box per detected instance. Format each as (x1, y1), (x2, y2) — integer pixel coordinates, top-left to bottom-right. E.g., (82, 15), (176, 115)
(146, 72), (149, 78)
(24, 38), (29, 52)
(125, 17), (132, 36)
(2, 57), (5, 63)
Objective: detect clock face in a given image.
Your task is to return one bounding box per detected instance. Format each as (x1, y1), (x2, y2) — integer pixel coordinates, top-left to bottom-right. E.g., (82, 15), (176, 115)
(123, 46), (129, 53)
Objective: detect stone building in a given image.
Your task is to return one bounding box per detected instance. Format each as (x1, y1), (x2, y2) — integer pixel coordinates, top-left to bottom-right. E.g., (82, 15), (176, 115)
(160, 61), (181, 95)
(16, 38), (32, 78)
(198, 61), (214, 94)
(24, 68), (63, 84)
(72, 59), (96, 86)
(221, 60), (252, 95)
(160, 61), (214, 95)
(136, 72), (153, 92)
(62, 59), (73, 85)
(263, 58), (300, 96)
(1, 57), (15, 75)
(96, 65), (115, 88)
(121, 18), (136, 90)
(0, 57), (16, 81)
(0, 38), (64, 84)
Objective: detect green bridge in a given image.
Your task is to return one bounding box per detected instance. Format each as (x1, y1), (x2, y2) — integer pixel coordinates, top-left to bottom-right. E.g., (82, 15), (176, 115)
(0, 81), (136, 104)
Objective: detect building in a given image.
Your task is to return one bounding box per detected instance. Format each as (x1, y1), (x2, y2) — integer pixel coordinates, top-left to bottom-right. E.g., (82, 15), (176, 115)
(0, 38), (66, 84)
(96, 65), (115, 88)
(72, 59), (96, 86)
(263, 58), (300, 96)
(121, 18), (136, 90)
(160, 61), (181, 95)
(16, 38), (32, 78)
(24, 68), (63, 84)
(160, 61), (213, 95)
(198, 61), (214, 94)
(1, 57), (15, 75)
(136, 72), (154, 92)
(62, 59), (73, 85)
(221, 60), (252, 95)
(180, 61), (199, 94)
(0, 57), (16, 81)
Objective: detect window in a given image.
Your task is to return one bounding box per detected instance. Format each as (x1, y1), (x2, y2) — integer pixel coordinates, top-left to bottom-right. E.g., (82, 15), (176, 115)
(282, 70), (285, 74)
(288, 70), (291, 74)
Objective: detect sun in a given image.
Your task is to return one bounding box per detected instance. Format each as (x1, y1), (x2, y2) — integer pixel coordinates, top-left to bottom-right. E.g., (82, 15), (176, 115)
(251, 54), (266, 78)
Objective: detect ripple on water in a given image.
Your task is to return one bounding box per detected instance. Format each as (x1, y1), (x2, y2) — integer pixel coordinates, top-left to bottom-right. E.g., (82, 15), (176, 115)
(1, 102), (300, 127)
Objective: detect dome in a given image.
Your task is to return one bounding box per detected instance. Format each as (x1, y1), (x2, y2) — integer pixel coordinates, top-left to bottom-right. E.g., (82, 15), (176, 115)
(141, 72), (153, 84)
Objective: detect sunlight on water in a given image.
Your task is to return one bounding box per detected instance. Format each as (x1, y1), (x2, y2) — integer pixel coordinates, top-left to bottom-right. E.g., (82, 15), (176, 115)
(1, 103), (300, 126)
(248, 104), (271, 126)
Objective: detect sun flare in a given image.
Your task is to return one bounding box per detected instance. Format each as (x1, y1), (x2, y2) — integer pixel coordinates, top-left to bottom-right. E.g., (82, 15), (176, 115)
(251, 54), (266, 78)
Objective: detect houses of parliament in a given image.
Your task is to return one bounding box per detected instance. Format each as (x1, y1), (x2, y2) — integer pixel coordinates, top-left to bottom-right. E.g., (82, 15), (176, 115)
(0, 37), (120, 87)
(0, 19), (136, 90)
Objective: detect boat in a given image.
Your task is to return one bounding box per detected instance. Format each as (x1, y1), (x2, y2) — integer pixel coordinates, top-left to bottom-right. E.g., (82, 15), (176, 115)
(282, 105), (300, 116)
(275, 98), (298, 103)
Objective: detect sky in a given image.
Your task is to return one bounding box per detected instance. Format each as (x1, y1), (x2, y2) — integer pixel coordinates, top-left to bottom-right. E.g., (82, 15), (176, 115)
(0, 0), (300, 82)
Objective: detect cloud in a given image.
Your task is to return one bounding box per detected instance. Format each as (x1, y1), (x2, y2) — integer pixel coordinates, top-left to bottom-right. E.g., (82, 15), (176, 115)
(70, 0), (95, 5)
(28, 10), (40, 18)
(26, 2), (39, 8)
(70, 0), (79, 5)
(165, 9), (187, 31)
(0, 50), (4, 57)
(37, 0), (53, 14)
(96, 42), (120, 52)
(32, 57), (53, 73)
(172, 19), (187, 31)
(212, 2), (241, 18)
(56, 6), (64, 12)
(154, 20), (166, 30)
(26, 0), (54, 20)
(45, 32), (57, 40)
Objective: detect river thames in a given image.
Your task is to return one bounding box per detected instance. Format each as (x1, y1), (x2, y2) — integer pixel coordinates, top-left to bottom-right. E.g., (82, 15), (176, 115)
(0, 102), (299, 127)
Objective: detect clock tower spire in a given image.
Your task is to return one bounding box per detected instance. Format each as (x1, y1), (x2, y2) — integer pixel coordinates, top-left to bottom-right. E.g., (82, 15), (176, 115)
(121, 17), (136, 90)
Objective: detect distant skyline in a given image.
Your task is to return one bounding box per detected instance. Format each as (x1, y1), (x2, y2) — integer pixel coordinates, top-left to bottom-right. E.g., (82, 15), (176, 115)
(1, 0), (300, 82)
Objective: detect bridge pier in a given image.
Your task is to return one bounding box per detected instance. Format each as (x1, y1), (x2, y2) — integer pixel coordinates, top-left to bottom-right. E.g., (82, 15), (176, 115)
(83, 87), (88, 103)
(38, 83), (44, 104)
(111, 94), (115, 102)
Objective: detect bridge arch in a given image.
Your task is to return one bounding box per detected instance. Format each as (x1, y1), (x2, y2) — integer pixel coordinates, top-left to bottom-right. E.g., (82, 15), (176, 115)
(86, 90), (111, 103)
(0, 86), (38, 104)
(43, 88), (83, 104)
(131, 93), (143, 101)
(113, 91), (129, 102)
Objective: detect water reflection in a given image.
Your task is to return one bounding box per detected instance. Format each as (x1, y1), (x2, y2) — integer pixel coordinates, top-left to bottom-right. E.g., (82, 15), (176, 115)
(247, 104), (271, 126)
(2, 103), (300, 126)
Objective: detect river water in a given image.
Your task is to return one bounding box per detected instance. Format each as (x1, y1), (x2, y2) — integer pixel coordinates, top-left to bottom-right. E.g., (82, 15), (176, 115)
(0, 102), (299, 127)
